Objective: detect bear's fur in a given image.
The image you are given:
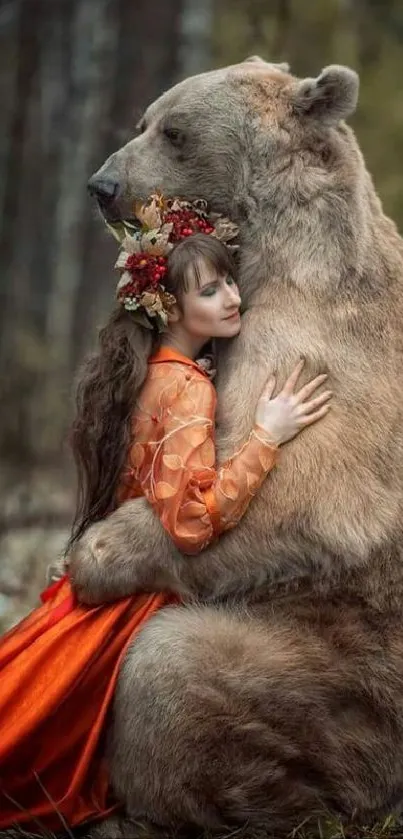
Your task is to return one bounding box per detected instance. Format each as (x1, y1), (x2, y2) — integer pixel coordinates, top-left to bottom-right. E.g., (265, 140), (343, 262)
(69, 59), (403, 836)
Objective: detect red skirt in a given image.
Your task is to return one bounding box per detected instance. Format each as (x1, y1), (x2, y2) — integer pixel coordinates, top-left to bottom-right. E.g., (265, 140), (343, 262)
(0, 575), (173, 831)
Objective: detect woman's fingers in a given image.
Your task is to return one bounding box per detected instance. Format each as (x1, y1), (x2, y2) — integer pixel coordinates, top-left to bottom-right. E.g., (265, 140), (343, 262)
(300, 390), (332, 415)
(295, 373), (328, 403)
(260, 375), (276, 401)
(281, 358), (305, 396)
(299, 403), (331, 427)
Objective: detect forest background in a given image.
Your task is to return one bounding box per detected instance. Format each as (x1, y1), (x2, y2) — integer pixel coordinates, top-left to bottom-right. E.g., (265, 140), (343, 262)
(1, 0), (402, 630)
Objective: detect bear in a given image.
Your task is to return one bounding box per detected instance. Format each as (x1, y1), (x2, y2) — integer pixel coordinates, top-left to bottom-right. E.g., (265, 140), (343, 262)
(69, 58), (403, 837)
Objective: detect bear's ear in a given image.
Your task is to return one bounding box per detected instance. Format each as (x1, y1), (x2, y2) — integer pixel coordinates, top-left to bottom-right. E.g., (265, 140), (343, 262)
(243, 55), (290, 73)
(293, 65), (359, 124)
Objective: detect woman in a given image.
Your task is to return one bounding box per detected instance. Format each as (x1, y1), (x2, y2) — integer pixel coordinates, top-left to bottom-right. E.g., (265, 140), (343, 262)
(0, 195), (331, 831)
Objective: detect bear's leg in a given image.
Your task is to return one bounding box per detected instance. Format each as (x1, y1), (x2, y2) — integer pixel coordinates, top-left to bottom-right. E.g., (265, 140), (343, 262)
(109, 604), (403, 835)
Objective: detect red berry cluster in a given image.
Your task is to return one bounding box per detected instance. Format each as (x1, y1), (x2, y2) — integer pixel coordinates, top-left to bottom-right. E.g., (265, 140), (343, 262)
(121, 253), (167, 298)
(120, 209), (217, 301)
(164, 208), (214, 242)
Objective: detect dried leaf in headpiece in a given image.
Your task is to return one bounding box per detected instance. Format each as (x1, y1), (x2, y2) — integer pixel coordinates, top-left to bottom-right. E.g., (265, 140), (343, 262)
(105, 192), (239, 333)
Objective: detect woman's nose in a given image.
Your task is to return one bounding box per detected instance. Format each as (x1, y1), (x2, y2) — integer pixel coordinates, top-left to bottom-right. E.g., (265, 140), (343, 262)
(224, 285), (241, 306)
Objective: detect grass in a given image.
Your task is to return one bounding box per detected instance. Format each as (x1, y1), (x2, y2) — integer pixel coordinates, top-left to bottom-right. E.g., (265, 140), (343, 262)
(3, 814), (403, 839)
(1, 787), (403, 839)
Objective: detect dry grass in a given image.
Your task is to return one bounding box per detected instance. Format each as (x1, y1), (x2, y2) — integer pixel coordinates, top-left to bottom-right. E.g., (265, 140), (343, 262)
(3, 813), (403, 839)
(1, 784), (402, 839)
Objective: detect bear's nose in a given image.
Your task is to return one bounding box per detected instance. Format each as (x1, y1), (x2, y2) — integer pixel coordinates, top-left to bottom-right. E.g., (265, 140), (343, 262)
(87, 174), (120, 203)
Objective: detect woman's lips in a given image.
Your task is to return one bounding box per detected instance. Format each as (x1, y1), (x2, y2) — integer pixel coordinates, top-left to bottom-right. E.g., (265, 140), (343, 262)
(223, 311), (240, 321)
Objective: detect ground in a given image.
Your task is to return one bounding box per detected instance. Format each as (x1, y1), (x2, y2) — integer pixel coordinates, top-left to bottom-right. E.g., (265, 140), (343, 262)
(3, 814), (403, 839)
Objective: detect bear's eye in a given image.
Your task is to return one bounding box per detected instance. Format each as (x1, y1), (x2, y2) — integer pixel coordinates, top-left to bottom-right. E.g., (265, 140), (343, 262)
(163, 127), (184, 146)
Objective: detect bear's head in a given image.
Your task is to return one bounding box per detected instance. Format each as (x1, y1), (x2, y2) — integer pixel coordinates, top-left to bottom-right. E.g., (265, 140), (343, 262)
(89, 58), (360, 229)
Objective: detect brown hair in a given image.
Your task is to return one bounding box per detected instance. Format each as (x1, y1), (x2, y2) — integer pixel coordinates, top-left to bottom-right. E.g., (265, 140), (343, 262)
(166, 232), (237, 300)
(67, 233), (237, 551)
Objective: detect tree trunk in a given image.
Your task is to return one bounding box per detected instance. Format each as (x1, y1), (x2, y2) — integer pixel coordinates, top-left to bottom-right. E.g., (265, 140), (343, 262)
(0, 0), (41, 354)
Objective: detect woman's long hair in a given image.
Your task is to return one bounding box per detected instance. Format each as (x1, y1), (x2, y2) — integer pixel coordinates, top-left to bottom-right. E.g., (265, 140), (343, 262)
(67, 233), (237, 551)
(66, 308), (154, 550)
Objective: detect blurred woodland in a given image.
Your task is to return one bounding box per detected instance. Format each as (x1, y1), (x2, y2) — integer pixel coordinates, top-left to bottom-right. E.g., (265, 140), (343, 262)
(0, 0), (403, 628)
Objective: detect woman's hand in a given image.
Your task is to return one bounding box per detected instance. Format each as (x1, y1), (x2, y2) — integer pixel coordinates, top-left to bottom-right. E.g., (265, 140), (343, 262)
(254, 359), (332, 446)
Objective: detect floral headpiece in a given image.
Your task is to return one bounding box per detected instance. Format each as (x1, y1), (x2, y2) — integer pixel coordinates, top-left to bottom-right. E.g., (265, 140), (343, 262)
(105, 192), (239, 332)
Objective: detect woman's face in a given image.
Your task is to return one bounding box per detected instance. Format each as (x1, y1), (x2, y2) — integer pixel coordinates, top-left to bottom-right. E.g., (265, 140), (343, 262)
(179, 257), (241, 340)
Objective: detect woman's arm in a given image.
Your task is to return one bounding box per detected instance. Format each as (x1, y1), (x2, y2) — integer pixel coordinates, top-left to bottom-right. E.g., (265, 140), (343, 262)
(133, 371), (278, 555)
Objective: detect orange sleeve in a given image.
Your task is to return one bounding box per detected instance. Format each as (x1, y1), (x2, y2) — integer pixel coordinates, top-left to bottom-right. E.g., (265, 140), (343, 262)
(132, 366), (278, 555)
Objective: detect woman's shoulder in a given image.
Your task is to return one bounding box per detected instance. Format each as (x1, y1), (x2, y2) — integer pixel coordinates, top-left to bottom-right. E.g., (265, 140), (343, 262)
(140, 360), (214, 419)
(132, 360), (216, 448)
(148, 359), (212, 389)
(143, 358), (206, 395)
(147, 347), (214, 388)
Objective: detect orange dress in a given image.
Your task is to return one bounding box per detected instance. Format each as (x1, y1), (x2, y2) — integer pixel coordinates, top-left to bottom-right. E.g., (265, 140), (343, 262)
(0, 347), (277, 832)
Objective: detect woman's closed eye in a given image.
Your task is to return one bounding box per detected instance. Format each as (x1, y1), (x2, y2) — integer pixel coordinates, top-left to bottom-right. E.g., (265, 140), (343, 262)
(200, 286), (217, 297)
(200, 276), (237, 297)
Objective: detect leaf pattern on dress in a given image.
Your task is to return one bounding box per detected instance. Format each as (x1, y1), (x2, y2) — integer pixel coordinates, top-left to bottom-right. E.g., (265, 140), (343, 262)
(182, 424), (210, 446)
(130, 442), (145, 469)
(159, 378), (180, 408)
(155, 482), (178, 500)
(199, 437), (215, 468)
(181, 500), (208, 517)
(219, 475), (239, 501)
(258, 445), (277, 471)
(162, 454), (184, 471)
(246, 472), (260, 494)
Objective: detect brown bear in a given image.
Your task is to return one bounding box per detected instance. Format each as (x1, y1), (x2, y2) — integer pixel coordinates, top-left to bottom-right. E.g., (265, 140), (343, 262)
(70, 58), (403, 836)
